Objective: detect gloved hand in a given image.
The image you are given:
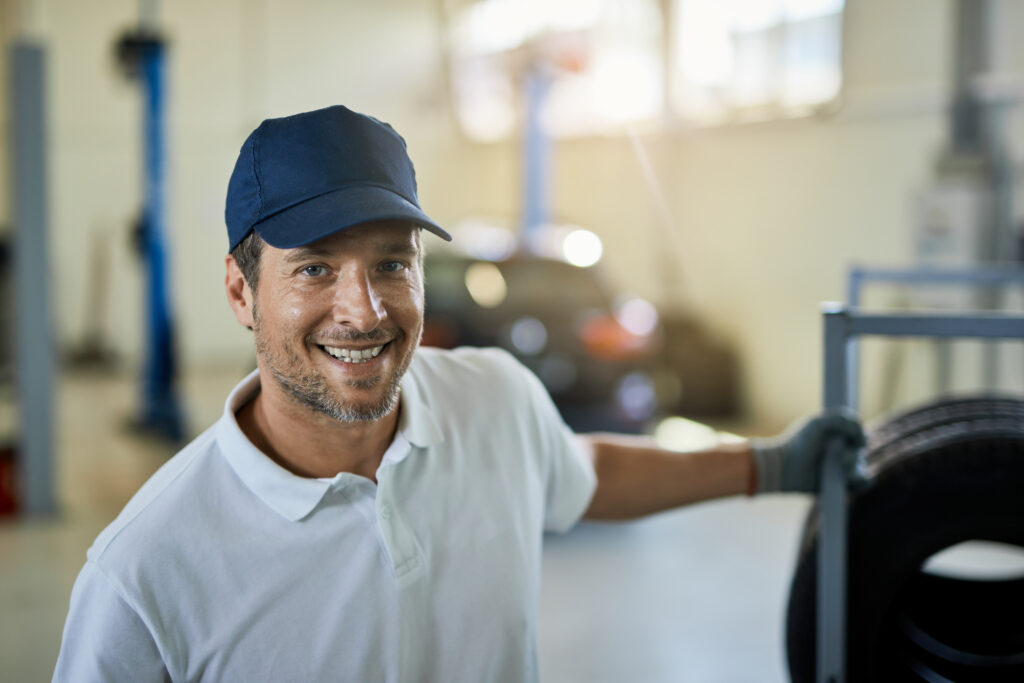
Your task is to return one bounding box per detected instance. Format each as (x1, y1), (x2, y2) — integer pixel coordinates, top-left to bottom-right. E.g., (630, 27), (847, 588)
(751, 410), (866, 494)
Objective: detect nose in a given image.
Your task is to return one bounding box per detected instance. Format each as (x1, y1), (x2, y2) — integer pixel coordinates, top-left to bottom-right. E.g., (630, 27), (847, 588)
(331, 270), (385, 332)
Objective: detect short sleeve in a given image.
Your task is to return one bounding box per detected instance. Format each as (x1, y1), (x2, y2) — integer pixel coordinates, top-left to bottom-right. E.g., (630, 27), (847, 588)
(508, 354), (597, 533)
(53, 561), (170, 683)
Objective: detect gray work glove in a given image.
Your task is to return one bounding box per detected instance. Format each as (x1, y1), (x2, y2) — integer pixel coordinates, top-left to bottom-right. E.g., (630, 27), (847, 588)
(751, 410), (866, 494)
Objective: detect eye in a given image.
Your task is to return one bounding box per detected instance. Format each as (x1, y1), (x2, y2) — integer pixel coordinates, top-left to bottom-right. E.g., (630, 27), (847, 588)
(380, 261), (407, 273)
(300, 264), (328, 277)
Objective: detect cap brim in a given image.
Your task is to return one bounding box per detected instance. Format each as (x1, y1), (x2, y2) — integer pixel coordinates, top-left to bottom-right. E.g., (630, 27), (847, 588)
(252, 184), (452, 248)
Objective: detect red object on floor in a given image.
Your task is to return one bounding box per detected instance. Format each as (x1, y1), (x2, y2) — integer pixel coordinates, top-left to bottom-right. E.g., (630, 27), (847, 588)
(0, 444), (20, 516)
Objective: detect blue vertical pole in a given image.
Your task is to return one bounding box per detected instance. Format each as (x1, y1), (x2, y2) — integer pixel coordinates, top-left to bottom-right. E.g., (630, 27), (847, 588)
(10, 41), (56, 515)
(522, 67), (551, 245)
(138, 38), (183, 440)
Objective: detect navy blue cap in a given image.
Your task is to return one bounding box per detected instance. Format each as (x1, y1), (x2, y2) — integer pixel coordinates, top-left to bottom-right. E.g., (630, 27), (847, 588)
(225, 105), (451, 252)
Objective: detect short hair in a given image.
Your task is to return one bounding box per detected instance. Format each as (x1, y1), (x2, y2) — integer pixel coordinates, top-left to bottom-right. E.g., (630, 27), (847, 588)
(231, 231), (266, 292)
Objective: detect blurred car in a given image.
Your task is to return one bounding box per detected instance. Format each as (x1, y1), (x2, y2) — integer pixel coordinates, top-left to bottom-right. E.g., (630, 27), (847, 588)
(421, 250), (675, 432)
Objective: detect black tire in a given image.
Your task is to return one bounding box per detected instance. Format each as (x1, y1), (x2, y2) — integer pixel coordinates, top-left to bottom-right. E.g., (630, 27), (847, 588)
(785, 395), (1024, 682)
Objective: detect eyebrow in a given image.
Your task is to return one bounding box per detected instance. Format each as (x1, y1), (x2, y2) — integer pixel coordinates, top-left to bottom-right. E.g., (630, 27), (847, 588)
(377, 241), (420, 258)
(281, 245), (334, 264)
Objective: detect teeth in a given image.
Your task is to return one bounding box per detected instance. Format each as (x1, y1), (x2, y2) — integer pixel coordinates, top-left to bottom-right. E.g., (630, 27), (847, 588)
(323, 344), (385, 363)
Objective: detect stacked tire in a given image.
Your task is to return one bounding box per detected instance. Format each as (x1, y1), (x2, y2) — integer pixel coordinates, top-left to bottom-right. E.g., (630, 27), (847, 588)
(786, 396), (1024, 682)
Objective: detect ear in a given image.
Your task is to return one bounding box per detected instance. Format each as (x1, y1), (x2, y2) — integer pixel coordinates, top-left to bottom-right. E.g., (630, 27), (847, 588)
(225, 255), (255, 329)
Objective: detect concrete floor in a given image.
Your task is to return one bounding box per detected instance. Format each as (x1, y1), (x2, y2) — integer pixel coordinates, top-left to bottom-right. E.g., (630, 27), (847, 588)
(0, 366), (810, 682)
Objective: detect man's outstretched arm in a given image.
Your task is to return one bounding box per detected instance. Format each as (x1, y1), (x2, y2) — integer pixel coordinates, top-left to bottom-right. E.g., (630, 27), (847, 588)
(581, 411), (865, 521)
(580, 434), (752, 520)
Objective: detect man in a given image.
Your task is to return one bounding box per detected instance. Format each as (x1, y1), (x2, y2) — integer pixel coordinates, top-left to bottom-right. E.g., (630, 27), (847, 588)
(53, 105), (863, 682)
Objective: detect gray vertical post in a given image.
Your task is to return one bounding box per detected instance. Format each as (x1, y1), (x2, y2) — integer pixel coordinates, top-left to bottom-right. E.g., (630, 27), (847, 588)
(845, 269), (862, 412)
(9, 40), (56, 516)
(819, 304), (850, 683)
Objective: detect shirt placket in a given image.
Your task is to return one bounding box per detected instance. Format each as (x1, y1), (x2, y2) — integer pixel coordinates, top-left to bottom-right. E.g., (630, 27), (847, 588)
(374, 461), (425, 587)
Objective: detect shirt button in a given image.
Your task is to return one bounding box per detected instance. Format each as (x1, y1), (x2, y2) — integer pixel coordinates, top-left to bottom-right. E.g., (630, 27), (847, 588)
(380, 505), (392, 520)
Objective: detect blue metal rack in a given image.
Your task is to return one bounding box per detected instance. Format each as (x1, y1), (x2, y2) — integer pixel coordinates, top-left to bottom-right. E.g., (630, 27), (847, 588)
(815, 269), (1024, 682)
(844, 265), (1024, 411)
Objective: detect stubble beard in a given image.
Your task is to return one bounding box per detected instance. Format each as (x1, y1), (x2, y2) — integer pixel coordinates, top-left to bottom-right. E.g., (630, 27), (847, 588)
(252, 302), (413, 423)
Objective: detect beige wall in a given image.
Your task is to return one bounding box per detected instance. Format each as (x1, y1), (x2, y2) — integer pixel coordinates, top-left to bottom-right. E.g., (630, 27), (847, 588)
(5, 0), (1024, 430)
(0, 0), (18, 234)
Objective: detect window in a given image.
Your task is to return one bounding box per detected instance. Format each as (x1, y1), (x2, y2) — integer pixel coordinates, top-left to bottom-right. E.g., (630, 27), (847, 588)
(671, 0), (845, 123)
(446, 0), (664, 141)
(444, 0), (846, 140)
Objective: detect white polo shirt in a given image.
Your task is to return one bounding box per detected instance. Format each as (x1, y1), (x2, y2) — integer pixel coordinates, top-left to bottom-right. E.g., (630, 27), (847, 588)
(53, 346), (596, 683)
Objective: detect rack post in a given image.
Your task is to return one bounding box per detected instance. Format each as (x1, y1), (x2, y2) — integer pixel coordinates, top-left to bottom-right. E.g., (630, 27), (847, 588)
(815, 304), (1024, 683)
(819, 305), (851, 683)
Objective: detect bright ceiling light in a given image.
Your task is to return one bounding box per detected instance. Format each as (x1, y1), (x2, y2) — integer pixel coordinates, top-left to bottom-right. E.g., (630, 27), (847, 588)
(562, 229), (603, 267)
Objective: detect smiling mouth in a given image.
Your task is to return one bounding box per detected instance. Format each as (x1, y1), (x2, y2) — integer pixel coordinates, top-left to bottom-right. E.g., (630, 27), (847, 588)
(319, 342), (389, 364)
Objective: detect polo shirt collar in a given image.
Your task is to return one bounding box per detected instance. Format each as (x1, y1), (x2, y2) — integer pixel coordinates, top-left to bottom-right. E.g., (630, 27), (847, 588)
(215, 365), (444, 522)
(216, 370), (331, 521)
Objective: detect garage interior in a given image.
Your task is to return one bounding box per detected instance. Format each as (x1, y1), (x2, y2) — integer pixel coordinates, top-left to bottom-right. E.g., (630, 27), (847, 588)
(2, 0), (1024, 681)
